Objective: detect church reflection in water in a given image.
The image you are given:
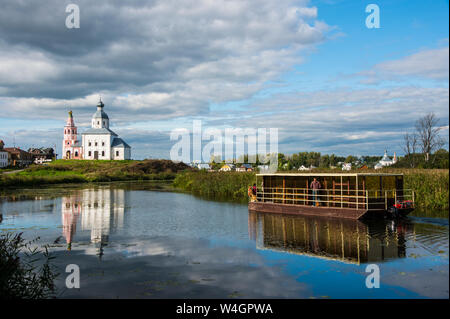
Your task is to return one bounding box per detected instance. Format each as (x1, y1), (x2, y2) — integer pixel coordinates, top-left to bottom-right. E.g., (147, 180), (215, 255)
(61, 188), (128, 257)
(248, 211), (411, 264)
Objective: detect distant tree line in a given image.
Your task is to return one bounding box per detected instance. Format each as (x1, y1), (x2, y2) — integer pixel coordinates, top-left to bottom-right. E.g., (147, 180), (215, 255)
(208, 152), (385, 170)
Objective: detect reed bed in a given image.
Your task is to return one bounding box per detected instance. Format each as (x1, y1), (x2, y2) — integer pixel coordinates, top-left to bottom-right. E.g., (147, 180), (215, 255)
(173, 169), (449, 212)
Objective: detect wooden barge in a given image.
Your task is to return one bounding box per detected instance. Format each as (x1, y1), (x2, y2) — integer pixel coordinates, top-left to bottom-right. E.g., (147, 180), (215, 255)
(248, 173), (415, 220)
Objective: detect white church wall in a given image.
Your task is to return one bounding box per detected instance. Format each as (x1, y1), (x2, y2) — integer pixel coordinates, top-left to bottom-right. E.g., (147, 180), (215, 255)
(82, 134), (113, 160)
(112, 146), (131, 160)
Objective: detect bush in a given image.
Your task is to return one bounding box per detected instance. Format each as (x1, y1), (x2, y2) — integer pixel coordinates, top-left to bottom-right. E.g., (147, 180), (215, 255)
(0, 232), (59, 299)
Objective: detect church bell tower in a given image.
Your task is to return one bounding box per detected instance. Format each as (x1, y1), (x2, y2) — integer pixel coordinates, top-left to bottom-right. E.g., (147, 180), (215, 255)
(62, 111), (78, 159)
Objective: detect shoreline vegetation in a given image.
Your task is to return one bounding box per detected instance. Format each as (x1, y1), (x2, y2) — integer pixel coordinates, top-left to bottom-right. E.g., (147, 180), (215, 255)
(172, 169), (449, 213)
(0, 159), (191, 188)
(1, 160), (448, 214)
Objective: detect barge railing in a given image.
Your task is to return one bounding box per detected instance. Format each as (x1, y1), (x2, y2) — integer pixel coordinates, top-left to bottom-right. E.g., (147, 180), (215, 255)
(255, 187), (415, 211)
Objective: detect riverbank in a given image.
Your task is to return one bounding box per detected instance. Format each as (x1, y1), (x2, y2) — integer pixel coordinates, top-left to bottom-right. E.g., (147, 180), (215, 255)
(0, 159), (191, 188)
(2, 163), (448, 214)
(173, 169), (449, 212)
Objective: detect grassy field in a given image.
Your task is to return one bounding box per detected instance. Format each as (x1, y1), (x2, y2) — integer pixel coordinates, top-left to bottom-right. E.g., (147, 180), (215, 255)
(0, 159), (191, 188)
(173, 170), (255, 202)
(173, 169), (449, 212)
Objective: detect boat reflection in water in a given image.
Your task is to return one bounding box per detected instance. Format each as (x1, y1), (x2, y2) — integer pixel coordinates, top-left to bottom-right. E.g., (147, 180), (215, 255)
(61, 188), (128, 257)
(248, 211), (411, 264)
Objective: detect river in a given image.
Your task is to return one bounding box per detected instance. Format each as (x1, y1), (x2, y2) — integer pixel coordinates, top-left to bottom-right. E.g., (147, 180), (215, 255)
(0, 182), (448, 298)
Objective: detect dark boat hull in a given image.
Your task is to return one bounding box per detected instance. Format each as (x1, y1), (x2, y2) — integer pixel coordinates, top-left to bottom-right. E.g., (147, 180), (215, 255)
(248, 202), (414, 220)
(248, 202), (368, 220)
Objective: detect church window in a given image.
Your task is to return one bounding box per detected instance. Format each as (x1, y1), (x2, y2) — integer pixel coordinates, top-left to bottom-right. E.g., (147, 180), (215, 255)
(102, 151), (105, 157)
(116, 151), (119, 156)
(88, 151), (91, 156)
(75, 151), (78, 157)
(97, 121), (99, 125)
(89, 142), (91, 146)
(95, 142), (97, 146)
(102, 142), (105, 146)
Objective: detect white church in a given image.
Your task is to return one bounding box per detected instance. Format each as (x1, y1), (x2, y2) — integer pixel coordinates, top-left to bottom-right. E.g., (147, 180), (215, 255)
(62, 100), (131, 160)
(374, 150), (397, 169)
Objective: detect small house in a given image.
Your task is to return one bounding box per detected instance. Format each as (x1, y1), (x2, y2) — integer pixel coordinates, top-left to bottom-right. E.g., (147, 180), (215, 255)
(219, 164), (235, 172)
(236, 163), (253, 172)
(342, 163), (352, 171)
(196, 163), (211, 170)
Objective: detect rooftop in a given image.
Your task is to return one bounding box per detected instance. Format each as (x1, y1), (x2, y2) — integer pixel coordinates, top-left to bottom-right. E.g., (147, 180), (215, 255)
(93, 109), (109, 120)
(82, 127), (117, 136)
(111, 137), (131, 148)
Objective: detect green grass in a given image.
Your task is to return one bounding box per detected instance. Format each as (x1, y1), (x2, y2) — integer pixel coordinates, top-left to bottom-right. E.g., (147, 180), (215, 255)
(0, 159), (191, 188)
(173, 171), (255, 202)
(401, 169), (448, 211)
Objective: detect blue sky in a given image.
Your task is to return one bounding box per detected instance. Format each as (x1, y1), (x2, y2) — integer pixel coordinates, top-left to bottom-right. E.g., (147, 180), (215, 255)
(0, 0), (448, 160)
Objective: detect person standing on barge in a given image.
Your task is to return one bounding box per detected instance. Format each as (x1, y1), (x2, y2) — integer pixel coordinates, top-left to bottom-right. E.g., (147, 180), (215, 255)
(310, 178), (321, 206)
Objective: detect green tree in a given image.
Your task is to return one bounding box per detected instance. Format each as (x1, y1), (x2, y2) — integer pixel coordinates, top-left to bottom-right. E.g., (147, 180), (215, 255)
(345, 155), (357, 163)
(319, 154), (330, 168)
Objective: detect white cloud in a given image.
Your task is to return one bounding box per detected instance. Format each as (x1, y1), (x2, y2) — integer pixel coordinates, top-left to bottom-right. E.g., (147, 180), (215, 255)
(358, 47), (449, 83)
(0, 0), (329, 122)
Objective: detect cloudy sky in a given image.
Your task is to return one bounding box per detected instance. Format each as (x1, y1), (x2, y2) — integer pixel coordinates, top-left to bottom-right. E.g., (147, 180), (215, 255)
(0, 0), (448, 160)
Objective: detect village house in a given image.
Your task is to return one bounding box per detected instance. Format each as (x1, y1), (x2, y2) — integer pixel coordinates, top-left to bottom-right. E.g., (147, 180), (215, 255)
(63, 100), (131, 160)
(3, 147), (33, 167)
(219, 163), (235, 171)
(28, 147), (56, 164)
(0, 140), (9, 168)
(342, 163), (352, 171)
(196, 163), (211, 170)
(298, 165), (316, 171)
(236, 164), (253, 172)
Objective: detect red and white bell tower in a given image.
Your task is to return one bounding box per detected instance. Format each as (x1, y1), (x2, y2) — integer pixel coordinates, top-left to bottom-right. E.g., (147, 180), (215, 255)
(62, 111), (83, 159)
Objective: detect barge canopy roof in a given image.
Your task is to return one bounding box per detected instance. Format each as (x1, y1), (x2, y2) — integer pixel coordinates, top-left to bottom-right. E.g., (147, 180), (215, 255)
(256, 173), (403, 177)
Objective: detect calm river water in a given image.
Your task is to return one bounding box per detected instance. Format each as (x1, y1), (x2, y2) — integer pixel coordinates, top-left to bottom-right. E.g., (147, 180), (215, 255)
(0, 182), (448, 299)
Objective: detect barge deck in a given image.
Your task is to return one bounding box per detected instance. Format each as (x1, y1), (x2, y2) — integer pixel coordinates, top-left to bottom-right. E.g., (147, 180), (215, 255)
(248, 173), (415, 220)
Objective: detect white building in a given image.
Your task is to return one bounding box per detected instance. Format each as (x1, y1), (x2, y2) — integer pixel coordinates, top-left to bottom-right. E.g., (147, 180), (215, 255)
(342, 163), (352, 171)
(0, 140), (8, 168)
(374, 150), (397, 169)
(196, 163), (211, 170)
(63, 100), (131, 160)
